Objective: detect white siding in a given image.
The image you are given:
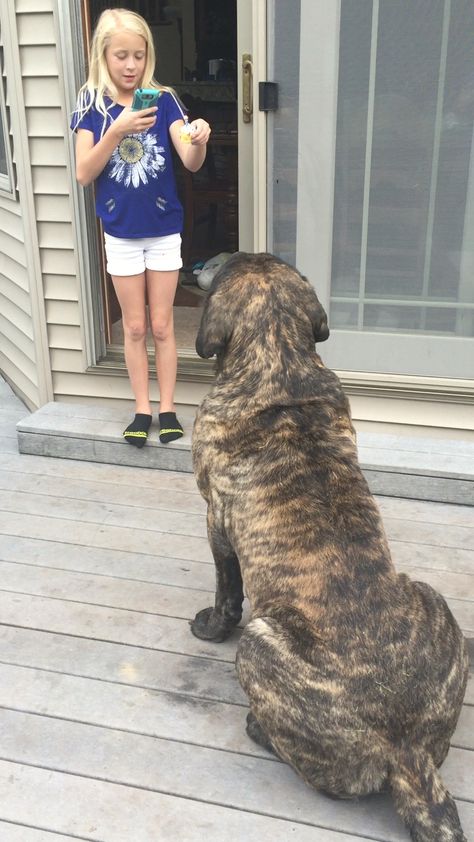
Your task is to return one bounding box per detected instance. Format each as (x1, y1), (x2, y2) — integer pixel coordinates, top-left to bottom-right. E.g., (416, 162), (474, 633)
(0, 0), (109, 409)
(14, 0), (85, 404)
(0, 23), (39, 409)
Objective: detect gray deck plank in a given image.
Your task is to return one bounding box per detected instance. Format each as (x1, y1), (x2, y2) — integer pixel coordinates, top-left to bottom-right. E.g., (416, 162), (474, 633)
(0, 511), (213, 562)
(1, 546), (472, 611)
(390, 541), (474, 575)
(0, 535), (471, 606)
(0, 625), (246, 706)
(5, 462), (474, 526)
(5, 439), (474, 520)
(383, 518), (474, 550)
(0, 560), (214, 619)
(1, 708), (470, 840)
(452, 707), (474, 751)
(0, 590), (239, 661)
(0, 438), (23, 454)
(1, 476), (473, 557)
(443, 599), (473, 634)
(361, 469), (472, 506)
(0, 407), (31, 424)
(0, 760), (385, 842)
(4, 590), (471, 702)
(0, 824), (84, 842)
(0, 662), (257, 756)
(0, 386), (26, 407)
(358, 433), (474, 457)
(394, 563), (474, 601)
(0, 450), (201, 491)
(0, 623), (469, 724)
(376, 496), (474, 527)
(0, 558), (471, 636)
(1, 503), (473, 576)
(0, 551), (470, 632)
(0, 489), (208, 538)
(1, 378), (473, 842)
(0, 535), (215, 591)
(0, 660), (471, 762)
(0, 428), (19, 443)
(0, 469), (206, 514)
(0, 712), (468, 807)
(358, 449), (472, 479)
(2, 487), (474, 550)
(0, 562), (471, 647)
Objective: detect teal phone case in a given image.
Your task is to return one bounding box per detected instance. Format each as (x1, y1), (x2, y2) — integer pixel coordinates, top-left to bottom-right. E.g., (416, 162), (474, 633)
(131, 88), (161, 110)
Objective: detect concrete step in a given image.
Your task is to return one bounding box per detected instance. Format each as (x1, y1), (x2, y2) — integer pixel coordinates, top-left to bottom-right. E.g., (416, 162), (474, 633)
(17, 402), (195, 473)
(16, 402), (474, 506)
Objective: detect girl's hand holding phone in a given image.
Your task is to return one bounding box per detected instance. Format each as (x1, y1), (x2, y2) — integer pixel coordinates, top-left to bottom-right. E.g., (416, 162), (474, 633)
(113, 105), (158, 138)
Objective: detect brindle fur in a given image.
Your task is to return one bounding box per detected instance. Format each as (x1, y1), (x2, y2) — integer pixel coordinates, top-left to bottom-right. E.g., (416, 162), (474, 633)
(191, 252), (469, 842)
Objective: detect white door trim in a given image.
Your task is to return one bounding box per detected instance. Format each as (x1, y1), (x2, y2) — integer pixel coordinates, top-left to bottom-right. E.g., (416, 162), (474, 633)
(237, 0), (267, 252)
(295, 0), (341, 308)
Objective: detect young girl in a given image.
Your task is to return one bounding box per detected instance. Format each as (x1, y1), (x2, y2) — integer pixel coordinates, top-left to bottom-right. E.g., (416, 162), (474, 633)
(71, 8), (211, 447)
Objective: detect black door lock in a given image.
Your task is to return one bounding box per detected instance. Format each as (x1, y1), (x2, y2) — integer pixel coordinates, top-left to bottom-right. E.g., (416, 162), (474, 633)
(259, 82), (279, 112)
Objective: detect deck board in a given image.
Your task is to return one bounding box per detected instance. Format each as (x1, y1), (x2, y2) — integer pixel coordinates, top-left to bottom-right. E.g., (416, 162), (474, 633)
(0, 759), (395, 842)
(0, 382), (472, 841)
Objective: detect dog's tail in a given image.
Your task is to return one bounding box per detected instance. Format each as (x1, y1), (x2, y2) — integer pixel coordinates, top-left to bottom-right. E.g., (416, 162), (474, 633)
(388, 746), (466, 842)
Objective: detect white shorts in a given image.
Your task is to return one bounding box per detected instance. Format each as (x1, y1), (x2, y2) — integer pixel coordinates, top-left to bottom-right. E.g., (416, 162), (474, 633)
(104, 232), (183, 276)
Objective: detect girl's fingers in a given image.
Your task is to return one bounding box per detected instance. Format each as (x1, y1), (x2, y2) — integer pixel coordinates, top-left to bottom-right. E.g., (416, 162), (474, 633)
(190, 120), (211, 144)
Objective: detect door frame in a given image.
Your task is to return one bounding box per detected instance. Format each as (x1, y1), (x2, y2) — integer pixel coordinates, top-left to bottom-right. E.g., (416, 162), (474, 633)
(238, 0), (267, 252)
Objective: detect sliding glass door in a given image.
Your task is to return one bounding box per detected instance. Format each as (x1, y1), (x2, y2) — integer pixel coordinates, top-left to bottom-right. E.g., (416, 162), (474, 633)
(268, 0), (474, 379)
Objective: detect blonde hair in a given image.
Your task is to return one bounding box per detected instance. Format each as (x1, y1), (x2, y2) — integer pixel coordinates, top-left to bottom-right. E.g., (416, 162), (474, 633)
(72, 7), (182, 135)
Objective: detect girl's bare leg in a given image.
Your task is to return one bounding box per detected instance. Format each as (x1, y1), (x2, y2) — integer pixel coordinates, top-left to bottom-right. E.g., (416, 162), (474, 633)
(111, 272), (151, 414)
(146, 269), (179, 413)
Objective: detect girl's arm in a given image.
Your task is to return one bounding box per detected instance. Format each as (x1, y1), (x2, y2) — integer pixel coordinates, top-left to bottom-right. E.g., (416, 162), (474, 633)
(74, 107), (158, 186)
(170, 118), (211, 173)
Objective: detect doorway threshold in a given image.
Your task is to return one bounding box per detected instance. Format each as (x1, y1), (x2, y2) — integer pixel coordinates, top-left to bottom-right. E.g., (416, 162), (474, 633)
(16, 402), (474, 505)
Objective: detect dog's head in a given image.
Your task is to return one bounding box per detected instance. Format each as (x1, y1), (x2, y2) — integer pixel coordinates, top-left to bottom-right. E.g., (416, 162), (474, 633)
(195, 252), (329, 361)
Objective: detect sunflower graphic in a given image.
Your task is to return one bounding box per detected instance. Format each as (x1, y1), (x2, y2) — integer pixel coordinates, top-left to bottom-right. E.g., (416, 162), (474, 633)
(109, 132), (166, 188)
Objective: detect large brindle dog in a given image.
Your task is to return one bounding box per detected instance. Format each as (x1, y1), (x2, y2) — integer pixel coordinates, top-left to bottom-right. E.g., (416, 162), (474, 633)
(190, 252), (468, 841)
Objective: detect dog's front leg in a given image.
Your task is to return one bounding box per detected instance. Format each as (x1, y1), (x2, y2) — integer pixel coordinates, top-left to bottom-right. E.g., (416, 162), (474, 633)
(191, 510), (243, 642)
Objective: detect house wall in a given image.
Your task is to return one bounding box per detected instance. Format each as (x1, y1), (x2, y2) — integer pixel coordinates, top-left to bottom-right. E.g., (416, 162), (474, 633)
(0, 191), (39, 409)
(0, 6), (41, 410)
(1, 0), (80, 410)
(18, 0), (85, 405)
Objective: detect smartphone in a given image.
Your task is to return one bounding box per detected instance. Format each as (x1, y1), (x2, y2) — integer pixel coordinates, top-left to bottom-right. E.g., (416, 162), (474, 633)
(131, 88), (161, 111)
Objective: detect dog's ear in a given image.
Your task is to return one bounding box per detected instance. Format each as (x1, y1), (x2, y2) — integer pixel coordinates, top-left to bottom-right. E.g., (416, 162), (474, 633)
(195, 292), (231, 358)
(301, 277), (330, 343)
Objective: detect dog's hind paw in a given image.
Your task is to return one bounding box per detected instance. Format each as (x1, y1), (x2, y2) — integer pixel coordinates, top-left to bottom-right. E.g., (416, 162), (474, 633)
(190, 606), (239, 642)
(246, 712), (276, 754)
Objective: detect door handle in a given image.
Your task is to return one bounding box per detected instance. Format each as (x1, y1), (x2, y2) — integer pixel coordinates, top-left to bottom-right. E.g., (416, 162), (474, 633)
(242, 53), (253, 123)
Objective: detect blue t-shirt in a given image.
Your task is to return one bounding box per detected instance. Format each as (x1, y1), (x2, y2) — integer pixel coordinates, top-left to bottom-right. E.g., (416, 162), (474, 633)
(71, 92), (184, 238)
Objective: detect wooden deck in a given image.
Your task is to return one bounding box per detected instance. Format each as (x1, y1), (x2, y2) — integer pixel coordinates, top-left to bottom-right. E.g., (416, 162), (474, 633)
(0, 376), (473, 842)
